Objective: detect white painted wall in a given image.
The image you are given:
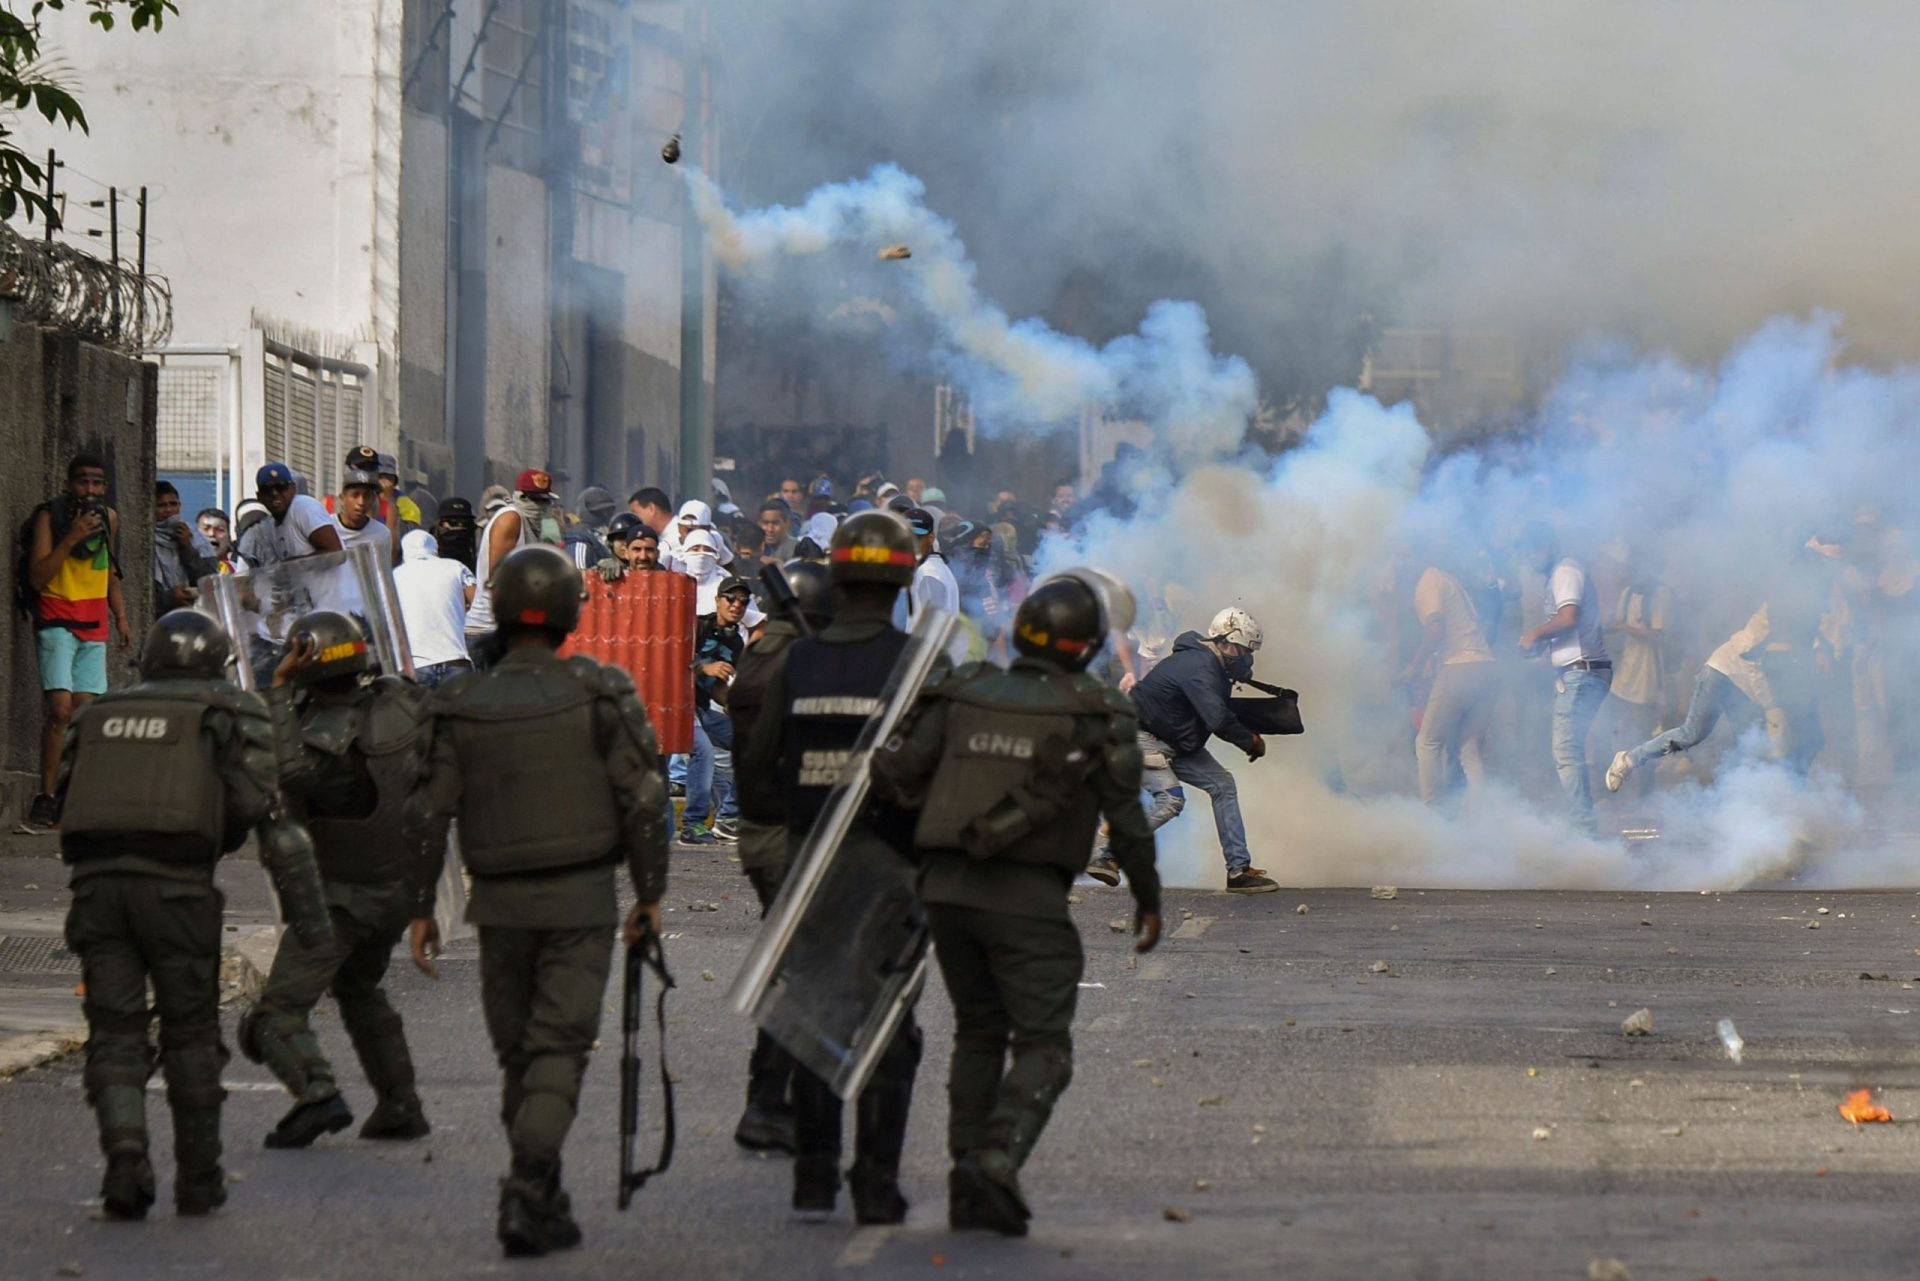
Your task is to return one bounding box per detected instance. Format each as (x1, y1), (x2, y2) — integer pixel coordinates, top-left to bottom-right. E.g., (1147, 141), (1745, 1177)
(26, 0), (399, 358)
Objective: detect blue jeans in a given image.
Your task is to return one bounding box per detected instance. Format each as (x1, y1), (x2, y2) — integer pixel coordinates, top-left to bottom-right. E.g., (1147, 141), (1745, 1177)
(1140, 733), (1252, 875)
(1552, 667), (1613, 834)
(1626, 666), (1739, 770)
(412, 659), (473, 689)
(684, 705), (736, 825)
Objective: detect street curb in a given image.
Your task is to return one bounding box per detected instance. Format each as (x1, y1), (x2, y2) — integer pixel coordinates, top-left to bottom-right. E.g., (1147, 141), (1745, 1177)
(0, 924), (281, 1080)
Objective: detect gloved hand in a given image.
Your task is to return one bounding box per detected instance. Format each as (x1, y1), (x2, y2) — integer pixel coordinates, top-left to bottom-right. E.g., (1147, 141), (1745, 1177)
(1244, 732), (1266, 762)
(593, 556), (627, 583)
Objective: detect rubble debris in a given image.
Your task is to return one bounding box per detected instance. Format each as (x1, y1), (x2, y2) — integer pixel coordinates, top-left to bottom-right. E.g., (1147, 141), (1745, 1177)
(1531, 1126), (1551, 1141)
(1587, 1258), (1633, 1281)
(1369, 885), (1397, 900)
(1806, 920), (1821, 929)
(1192, 1179), (1211, 1191)
(1132, 1058), (1154, 1068)
(1197, 1095), (1224, 1107)
(1816, 906), (1831, 915)
(1621, 1008), (1654, 1036)
(1660, 1125), (1684, 1136)
(1295, 903), (1309, 915)
(1839, 1089), (1892, 1124)
(878, 244), (912, 261)
(700, 969), (716, 982)
(1368, 960), (1391, 974)
(1162, 1205), (1193, 1223)
(1717, 1018), (1745, 1064)
(1109, 917), (1131, 933)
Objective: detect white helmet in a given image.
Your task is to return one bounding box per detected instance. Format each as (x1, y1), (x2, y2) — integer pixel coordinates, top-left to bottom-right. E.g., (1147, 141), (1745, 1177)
(1207, 606), (1263, 651)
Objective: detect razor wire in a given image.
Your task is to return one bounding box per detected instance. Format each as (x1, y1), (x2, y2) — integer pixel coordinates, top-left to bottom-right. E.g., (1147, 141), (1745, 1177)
(0, 221), (173, 351)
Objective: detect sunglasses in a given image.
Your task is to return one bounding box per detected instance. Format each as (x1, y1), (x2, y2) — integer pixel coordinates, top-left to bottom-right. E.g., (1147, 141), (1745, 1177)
(261, 482), (294, 494)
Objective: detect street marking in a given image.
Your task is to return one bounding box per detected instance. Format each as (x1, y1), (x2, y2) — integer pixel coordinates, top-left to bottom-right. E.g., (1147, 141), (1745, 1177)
(837, 1225), (893, 1267)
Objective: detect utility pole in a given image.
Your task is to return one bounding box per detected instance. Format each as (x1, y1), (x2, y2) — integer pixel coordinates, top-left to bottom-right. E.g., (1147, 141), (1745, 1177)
(676, 8), (712, 505)
(136, 186), (149, 347)
(107, 187), (120, 336)
(43, 149), (57, 242)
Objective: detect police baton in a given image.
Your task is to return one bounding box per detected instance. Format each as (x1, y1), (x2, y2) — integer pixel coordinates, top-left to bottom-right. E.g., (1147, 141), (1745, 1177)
(618, 917), (676, 1209)
(757, 563), (812, 637)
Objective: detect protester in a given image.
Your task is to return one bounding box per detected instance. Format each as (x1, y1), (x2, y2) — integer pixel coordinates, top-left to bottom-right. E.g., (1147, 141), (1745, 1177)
(195, 508), (242, 574)
(682, 576), (756, 843)
(153, 482), (219, 609)
(903, 507), (959, 621)
(22, 453), (130, 828)
(432, 497), (478, 570)
(1515, 522), (1611, 835)
(1601, 558), (1676, 799)
(333, 467), (395, 566)
(754, 502), (798, 565)
(465, 469), (561, 651)
(1402, 559), (1497, 806)
(392, 529), (475, 688)
(1125, 607), (1275, 892)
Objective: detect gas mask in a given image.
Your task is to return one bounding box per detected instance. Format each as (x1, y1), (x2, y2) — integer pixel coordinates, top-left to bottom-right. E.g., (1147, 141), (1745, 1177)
(1223, 649), (1254, 681)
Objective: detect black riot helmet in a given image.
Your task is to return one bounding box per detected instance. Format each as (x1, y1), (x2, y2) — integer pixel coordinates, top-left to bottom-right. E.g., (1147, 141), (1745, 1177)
(606, 512), (645, 545)
(492, 544), (586, 635)
(1013, 568), (1137, 671)
(284, 610), (372, 685)
(140, 609), (234, 680)
(828, 510), (917, 588)
(782, 559), (835, 627)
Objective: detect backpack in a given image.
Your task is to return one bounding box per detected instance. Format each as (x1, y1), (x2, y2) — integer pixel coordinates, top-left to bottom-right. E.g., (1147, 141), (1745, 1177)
(13, 499), (55, 620)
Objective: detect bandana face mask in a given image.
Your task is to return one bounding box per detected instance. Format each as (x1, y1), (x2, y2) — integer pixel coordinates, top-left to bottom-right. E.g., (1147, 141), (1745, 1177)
(515, 495), (562, 543)
(684, 550), (719, 577)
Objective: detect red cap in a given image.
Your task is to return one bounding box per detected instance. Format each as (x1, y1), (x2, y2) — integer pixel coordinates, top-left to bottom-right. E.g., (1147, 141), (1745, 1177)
(515, 468), (553, 496)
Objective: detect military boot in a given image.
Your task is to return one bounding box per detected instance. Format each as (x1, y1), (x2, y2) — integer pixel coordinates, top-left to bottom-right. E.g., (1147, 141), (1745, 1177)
(734, 1042), (796, 1154)
(948, 1152), (1029, 1236)
(792, 1156), (840, 1222)
(172, 1110), (228, 1217)
(100, 1146), (156, 1221)
(847, 1158), (909, 1225)
(346, 1007), (430, 1140)
(540, 1163), (584, 1252)
(498, 1159), (568, 1258)
(265, 1093), (353, 1148)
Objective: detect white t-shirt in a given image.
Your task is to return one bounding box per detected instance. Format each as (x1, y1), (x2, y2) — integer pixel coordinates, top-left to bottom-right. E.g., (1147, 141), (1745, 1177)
(910, 554), (960, 618)
(271, 494), (362, 619)
(394, 552), (474, 667)
(1414, 567), (1493, 665)
(1545, 557), (1609, 667)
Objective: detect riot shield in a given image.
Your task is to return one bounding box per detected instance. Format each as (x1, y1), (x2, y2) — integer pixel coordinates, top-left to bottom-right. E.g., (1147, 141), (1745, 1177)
(199, 542), (414, 690)
(728, 606), (959, 1101)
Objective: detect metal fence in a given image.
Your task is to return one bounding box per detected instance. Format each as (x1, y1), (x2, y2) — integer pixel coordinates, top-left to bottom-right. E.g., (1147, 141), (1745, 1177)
(0, 221), (171, 352)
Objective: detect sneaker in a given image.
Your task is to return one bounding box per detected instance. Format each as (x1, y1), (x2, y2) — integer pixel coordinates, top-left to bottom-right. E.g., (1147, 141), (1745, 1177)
(792, 1157), (839, 1221)
(948, 1154), (1029, 1236)
(1085, 857), (1121, 887)
(1225, 871), (1279, 894)
(101, 1149), (155, 1220)
(668, 782), (687, 798)
(713, 818), (740, 843)
(175, 1167), (228, 1216)
(734, 1101), (796, 1154)
(358, 1098), (430, 1141)
(25, 792), (58, 829)
(263, 1094), (353, 1149)
(1605, 750), (1634, 793)
(677, 823), (717, 846)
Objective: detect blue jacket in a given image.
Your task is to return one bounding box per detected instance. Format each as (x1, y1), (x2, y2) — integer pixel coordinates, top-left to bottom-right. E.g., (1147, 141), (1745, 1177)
(1129, 631), (1257, 757)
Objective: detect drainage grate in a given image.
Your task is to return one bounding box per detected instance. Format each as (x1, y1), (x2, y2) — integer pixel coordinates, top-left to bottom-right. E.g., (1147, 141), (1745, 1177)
(0, 935), (82, 974)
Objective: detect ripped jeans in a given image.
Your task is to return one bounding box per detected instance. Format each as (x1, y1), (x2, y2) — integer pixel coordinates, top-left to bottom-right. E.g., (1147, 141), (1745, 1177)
(1139, 731), (1253, 875)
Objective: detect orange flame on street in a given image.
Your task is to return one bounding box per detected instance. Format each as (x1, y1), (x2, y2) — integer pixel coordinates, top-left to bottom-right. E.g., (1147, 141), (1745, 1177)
(1838, 1089), (1892, 1124)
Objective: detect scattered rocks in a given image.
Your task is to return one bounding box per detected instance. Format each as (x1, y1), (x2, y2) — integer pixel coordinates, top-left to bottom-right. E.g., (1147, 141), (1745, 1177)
(1197, 1095), (1224, 1107)
(700, 969), (716, 982)
(1368, 960), (1391, 974)
(1162, 1205), (1193, 1224)
(1659, 1125), (1684, 1137)
(1295, 904), (1309, 915)
(1109, 917), (1131, 933)
(1621, 1007), (1655, 1037)
(1816, 906), (1831, 915)
(1587, 1258), (1633, 1281)
(1806, 920), (1821, 930)
(1531, 1126), (1551, 1141)
(1369, 885), (1398, 900)
(56, 1264), (83, 1278)
(686, 900), (721, 913)
(1192, 1179), (1211, 1191)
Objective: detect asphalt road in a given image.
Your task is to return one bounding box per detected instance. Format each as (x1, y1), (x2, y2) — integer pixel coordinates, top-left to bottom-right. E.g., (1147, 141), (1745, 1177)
(4, 843), (1920, 1280)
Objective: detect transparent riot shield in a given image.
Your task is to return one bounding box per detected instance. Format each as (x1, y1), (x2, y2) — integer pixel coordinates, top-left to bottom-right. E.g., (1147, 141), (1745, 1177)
(200, 542), (414, 690)
(728, 607), (959, 1101)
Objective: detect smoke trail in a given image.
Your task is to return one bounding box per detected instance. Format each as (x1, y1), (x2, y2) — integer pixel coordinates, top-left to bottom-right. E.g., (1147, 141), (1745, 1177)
(687, 164), (1258, 459)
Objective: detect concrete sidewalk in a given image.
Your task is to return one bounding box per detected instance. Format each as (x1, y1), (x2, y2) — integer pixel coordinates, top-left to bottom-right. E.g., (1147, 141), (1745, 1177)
(0, 848), (282, 1075)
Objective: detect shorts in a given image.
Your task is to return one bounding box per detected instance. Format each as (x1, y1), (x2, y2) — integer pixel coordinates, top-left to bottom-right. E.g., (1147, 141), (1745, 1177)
(36, 627), (108, 695)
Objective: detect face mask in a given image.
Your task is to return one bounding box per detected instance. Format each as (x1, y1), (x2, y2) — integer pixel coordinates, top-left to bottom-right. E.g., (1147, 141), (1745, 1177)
(685, 551), (719, 576)
(514, 496), (562, 543)
(1224, 652), (1254, 681)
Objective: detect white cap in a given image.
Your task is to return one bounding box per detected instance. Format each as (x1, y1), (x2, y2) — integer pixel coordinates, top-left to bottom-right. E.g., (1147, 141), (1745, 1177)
(676, 499), (713, 525)
(682, 528), (720, 554)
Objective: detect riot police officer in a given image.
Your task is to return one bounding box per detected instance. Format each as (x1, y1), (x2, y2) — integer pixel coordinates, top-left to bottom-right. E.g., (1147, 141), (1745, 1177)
(405, 545), (669, 1258)
(240, 611), (431, 1148)
(872, 571), (1163, 1236)
(54, 610), (314, 1218)
(739, 512), (927, 1224)
(728, 559), (834, 1154)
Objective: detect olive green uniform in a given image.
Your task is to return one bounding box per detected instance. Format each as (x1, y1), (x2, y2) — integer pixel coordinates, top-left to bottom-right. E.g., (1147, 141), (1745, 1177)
(241, 676), (429, 1130)
(406, 645), (668, 1210)
(873, 657), (1160, 1182)
(56, 678), (278, 1206)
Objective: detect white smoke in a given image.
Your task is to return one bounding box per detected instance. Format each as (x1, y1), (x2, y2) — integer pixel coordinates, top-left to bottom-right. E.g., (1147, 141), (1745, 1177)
(688, 164), (1258, 459)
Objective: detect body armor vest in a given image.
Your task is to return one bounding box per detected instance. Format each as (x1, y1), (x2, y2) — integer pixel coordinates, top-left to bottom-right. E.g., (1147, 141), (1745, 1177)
(62, 688), (225, 862)
(779, 627), (910, 833)
(914, 668), (1110, 872)
(436, 655), (623, 876)
(301, 677), (426, 884)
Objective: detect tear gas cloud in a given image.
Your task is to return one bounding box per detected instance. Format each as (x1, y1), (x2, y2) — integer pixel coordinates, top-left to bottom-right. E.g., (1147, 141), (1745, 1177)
(696, 3), (1920, 889)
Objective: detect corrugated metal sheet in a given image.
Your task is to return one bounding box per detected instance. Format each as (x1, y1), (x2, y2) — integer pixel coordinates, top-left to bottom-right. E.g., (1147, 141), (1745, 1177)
(560, 570), (697, 752)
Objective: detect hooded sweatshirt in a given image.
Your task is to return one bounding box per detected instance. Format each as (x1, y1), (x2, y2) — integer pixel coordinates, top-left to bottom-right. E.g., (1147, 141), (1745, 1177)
(1128, 630), (1258, 756)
